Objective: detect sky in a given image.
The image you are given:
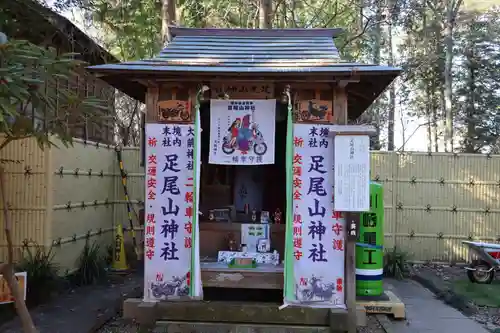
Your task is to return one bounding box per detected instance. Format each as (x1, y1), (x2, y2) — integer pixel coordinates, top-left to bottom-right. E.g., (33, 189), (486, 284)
(50, 1), (429, 152)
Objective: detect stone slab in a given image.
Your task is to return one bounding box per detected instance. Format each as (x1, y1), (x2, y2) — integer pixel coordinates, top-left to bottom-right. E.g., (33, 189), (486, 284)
(155, 321), (330, 333)
(356, 290), (405, 319)
(155, 301), (332, 326)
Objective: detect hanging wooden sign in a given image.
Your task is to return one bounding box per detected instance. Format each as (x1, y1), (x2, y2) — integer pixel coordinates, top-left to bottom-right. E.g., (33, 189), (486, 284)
(295, 99), (333, 123)
(157, 100), (191, 122)
(210, 82), (274, 100)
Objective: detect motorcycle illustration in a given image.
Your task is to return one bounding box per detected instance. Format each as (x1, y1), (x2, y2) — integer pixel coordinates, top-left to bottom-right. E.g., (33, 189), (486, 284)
(222, 121), (267, 156)
(295, 275), (336, 301)
(158, 101), (190, 121)
(151, 274), (189, 299)
(298, 100), (329, 121)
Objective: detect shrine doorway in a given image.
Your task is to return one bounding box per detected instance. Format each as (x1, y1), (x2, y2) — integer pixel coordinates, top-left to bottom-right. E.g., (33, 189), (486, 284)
(197, 100), (288, 298)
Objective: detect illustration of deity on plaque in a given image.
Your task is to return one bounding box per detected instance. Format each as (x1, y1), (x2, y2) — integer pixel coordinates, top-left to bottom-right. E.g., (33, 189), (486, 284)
(222, 114), (267, 156)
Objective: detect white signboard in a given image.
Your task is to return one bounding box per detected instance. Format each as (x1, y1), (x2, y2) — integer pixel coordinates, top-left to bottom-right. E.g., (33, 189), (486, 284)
(333, 135), (370, 212)
(209, 99), (276, 165)
(241, 224), (270, 253)
(144, 123), (201, 300)
(285, 124), (346, 308)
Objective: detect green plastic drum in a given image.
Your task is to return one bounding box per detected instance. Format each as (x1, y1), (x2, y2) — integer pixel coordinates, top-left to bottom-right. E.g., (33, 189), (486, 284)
(356, 182), (384, 297)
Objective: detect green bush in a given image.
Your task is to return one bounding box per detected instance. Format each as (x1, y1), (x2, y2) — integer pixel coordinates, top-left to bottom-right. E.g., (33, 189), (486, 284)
(383, 246), (411, 279)
(16, 243), (60, 305)
(73, 240), (107, 286)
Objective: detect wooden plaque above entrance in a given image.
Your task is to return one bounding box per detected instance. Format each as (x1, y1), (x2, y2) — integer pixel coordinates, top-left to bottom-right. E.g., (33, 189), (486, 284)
(157, 100), (191, 122)
(210, 82), (275, 100)
(295, 99), (333, 123)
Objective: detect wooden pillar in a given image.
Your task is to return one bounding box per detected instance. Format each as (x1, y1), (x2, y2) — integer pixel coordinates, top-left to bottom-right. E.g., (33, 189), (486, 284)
(333, 83), (357, 333)
(145, 86), (159, 123)
(333, 86), (348, 125)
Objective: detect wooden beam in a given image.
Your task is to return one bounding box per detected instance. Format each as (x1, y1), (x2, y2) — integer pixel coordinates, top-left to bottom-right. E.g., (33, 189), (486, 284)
(326, 125), (377, 136)
(135, 79), (159, 87)
(276, 83), (332, 91)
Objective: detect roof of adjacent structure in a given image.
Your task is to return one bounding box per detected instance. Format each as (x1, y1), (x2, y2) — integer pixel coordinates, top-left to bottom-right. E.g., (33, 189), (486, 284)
(4, 0), (118, 65)
(87, 27), (402, 118)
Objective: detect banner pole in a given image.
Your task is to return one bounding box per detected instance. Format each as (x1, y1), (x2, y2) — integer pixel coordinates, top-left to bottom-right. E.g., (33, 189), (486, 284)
(191, 85), (208, 297)
(284, 86), (294, 302)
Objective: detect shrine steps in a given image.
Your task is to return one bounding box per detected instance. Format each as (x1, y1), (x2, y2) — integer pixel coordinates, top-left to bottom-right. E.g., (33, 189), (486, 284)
(123, 298), (367, 332)
(154, 321), (330, 333)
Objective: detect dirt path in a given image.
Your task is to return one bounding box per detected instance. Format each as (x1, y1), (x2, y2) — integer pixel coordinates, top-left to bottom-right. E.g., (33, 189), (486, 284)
(0, 273), (141, 333)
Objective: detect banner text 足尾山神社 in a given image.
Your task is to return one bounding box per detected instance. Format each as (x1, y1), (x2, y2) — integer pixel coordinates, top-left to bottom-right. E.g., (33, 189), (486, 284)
(285, 124), (346, 308)
(144, 123), (201, 301)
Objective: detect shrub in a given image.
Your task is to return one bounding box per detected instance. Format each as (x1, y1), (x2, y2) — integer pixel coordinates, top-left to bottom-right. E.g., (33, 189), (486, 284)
(73, 240), (107, 286)
(16, 243), (60, 305)
(384, 246), (411, 280)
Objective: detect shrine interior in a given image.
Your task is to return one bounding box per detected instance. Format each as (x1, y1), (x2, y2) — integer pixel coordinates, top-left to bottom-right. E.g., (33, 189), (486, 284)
(198, 101), (287, 256)
(197, 100), (287, 294)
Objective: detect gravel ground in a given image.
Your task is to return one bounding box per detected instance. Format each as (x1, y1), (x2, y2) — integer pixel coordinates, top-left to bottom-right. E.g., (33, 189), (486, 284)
(412, 263), (500, 332)
(359, 315), (386, 333)
(97, 315), (386, 333)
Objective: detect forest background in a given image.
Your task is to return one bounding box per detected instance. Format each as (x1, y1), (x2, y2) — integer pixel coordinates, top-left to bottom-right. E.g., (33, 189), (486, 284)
(47, 0), (500, 153)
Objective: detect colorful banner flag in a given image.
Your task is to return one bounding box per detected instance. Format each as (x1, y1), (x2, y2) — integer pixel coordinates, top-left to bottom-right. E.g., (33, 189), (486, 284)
(144, 123), (201, 300)
(284, 124), (346, 308)
(209, 99), (276, 165)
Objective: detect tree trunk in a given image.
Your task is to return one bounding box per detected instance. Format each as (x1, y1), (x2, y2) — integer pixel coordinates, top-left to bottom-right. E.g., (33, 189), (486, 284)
(370, 0), (383, 150)
(430, 74), (439, 151)
(436, 22), (446, 152)
(443, 9), (453, 151)
(161, 0), (176, 45)
(259, 0), (273, 29)
(464, 46), (476, 153)
(432, 102), (439, 152)
(443, 0), (462, 152)
(386, 0), (396, 151)
(279, 0), (286, 28)
(425, 82), (433, 152)
(422, 3), (433, 152)
(0, 168), (37, 333)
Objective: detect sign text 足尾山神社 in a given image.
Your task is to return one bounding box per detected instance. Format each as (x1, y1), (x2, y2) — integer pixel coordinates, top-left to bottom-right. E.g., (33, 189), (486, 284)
(333, 135), (370, 212)
(144, 124), (201, 300)
(209, 100), (276, 166)
(284, 124), (346, 308)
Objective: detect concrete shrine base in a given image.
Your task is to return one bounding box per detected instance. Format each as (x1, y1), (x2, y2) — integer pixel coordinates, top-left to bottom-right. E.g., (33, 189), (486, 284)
(356, 290), (406, 319)
(123, 298), (367, 332)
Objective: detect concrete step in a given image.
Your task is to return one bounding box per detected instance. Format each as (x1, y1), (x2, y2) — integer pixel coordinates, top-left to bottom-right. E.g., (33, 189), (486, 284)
(124, 298), (365, 330)
(153, 300), (337, 326)
(154, 321), (330, 333)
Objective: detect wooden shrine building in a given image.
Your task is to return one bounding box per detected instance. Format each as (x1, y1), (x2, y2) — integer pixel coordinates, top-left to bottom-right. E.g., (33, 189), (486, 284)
(88, 27), (401, 333)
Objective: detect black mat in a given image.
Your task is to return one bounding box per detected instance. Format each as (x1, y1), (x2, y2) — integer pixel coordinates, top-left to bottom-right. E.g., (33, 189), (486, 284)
(203, 287), (283, 303)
